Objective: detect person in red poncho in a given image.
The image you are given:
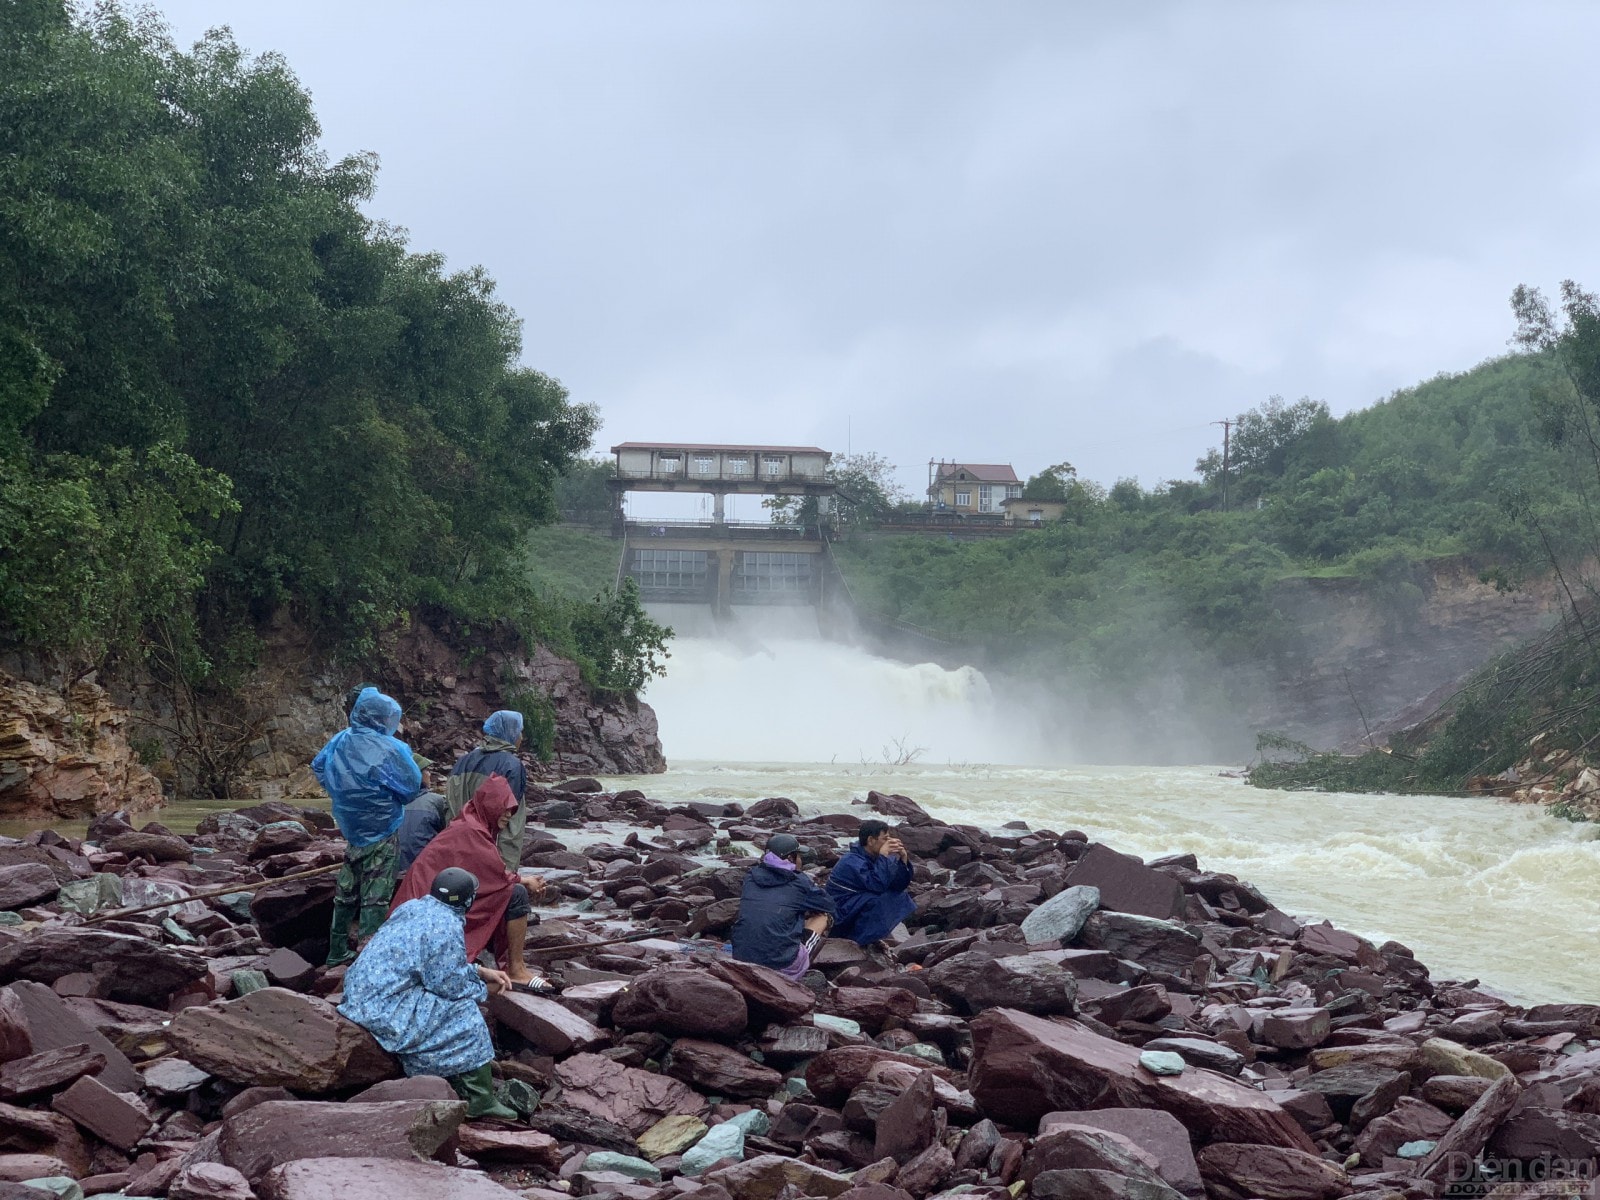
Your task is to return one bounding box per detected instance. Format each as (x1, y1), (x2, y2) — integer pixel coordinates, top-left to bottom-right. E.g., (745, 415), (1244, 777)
(388, 774), (546, 986)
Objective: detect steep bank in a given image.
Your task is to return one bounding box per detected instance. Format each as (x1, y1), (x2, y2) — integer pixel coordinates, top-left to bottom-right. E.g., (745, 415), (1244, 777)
(0, 609), (664, 819)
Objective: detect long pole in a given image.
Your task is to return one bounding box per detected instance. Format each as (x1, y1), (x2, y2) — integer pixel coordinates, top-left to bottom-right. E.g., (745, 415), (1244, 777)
(81, 862), (343, 925)
(1212, 419), (1233, 512)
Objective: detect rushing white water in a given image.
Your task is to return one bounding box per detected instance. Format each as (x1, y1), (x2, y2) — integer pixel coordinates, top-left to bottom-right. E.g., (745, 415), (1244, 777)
(607, 760), (1600, 1005)
(633, 617), (1600, 1004)
(642, 604), (1057, 765)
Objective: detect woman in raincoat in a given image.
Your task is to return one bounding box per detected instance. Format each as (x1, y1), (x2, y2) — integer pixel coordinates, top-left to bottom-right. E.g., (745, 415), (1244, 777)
(338, 867), (517, 1120)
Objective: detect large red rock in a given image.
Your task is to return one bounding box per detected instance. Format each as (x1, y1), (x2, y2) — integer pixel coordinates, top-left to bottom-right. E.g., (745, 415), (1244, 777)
(1041, 1109), (1203, 1199)
(553, 1052), (704, 1135)
(1062, 844), (1184, 921)
(0, 928), (206, 1006)
(256, 1157), (519, 1199)
(1195, 1143), (1349, 1200)
(487, 992), (607, 1056)
(0, 1044), (105, 1101)
(873, 1071), (935, 1165)
(0, 983), (140, 1091)
(924, 951), (1076, 1017)
(665, 1038), (783, 1099)
(0, 866), (59, 912)
(706, 959), (816, 1022)
(703, 1154), (855, 1200)
(968, 1009), (1316, 1151)
(250, 874), (337, 951)
(454, 1125), (562, 1169)
(804, 1047), (953, 1107)
(1416, 1074), (1522, 1185)
(611, 967), (749, 1039)
(219, 1099), (466, 1181)
(170, 1163), (255, 1200)
(828, 987), (917, 1034)
(0, 1101), (90, 1176)
(169, 988), (397, 1094)
(48, 1073), (152, 1151)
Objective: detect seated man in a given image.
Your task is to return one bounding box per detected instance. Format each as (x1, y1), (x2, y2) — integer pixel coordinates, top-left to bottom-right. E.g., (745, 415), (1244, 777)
(396, 791), (449, 875)
(338, 867), (518, 1121)
(730, 833), (835, 982)
(391, 775), (550, 988)
(313, 687), (423, 966)
(825, 819), (915, 947)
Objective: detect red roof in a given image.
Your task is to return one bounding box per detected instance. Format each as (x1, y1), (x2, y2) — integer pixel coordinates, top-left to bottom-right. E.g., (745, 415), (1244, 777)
(611, 442), (829, 455)
(934, 462), (1019, 483)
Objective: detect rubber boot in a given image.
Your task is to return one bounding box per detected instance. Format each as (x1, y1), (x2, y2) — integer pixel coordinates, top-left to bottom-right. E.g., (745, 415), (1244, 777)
(324, 902), (358, 966)
(451, 1064), (519, 1121)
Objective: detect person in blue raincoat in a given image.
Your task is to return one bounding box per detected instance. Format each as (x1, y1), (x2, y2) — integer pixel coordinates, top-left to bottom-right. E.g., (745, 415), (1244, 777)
(338, 867), (518, 1120)
(313, 687), (423, 965)
(825, 819), (916, 947)
(445, 709), (528, 872)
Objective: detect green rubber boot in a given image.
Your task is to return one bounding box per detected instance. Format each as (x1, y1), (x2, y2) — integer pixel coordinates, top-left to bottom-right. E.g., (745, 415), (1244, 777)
(451, 1064), (519, 1121)
(324, 902), (358, 966)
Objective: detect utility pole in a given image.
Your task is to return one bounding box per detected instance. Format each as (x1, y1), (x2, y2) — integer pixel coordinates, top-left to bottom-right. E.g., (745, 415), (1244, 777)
(1212, 419), (1233, 512)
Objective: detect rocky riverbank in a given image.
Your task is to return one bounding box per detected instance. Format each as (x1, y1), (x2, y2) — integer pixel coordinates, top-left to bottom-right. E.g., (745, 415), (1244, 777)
(0, 784), (1589, 1199)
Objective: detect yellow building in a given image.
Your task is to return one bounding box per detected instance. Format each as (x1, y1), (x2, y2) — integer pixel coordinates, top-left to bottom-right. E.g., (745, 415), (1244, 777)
(1001, 497), (1068, 526)
(926, 461), (1022, 515)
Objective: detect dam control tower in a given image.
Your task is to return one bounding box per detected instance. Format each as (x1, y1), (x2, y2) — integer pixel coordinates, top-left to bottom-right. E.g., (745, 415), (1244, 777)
(607, 442), (838, 614)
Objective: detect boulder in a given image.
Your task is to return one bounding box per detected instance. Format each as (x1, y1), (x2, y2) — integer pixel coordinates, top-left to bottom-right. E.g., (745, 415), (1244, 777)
(873, 1070), (936, 1165)
(611, 968), (749, 1039)
(49, 1073), (153, 1151)
(1416, 1074), (1522, 1186)
(0, 867), (58, 912)
(1420, 1074), (1495, 1112)
(0, 1045), (105, 1101)
(637, 1114), (708, 1160)
(0, 929), (206, 1006)
(1042, 1108), (1202, 1199)
(1140, 1037), (1245, 1077)
(553, 1052), (704, 1135)
(104, 831), (194, 863)
(703, 1154), (855, 1200)
(1259, 1007), (1331, 1051)
(1062, 845), (1183, 920)
(455, 1126), (562, 1169)
(804, 1047), (952, 1107)
(255, 1157), (519, 1199)
(1075, 913), (1201, 976)
(219, 1099), (466, 1182)
(0, 1102), (88, 1177)
(1031, 1169), (1183, 1200)
(170, 1163), (255, 1200)
(827, 987), (916, 1034)
(1195, 1143), (1349, 1200)
(487, 992), (608, 1055)
(924, 951), (1077, 1017)
(706, 959), (816, 1022)
(1416, 1036), (1511, 1081)
(1353, 1096), (1454, 1166)
(680, 1121), (746, 1175)
(0, 984), (140, 1091)
(895, 1141), (953, 1195)
(968, 1009), (1315, 1150)
(1021, 885), (1100, 945)
(249, 875), (337, 951)
(169, 988), (398, 1094)
(665, 1039), (783, 1099)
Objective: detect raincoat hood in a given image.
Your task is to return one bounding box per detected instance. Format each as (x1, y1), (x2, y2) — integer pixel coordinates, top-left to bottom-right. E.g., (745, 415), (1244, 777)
(482, 710), (524, 744)
(749, 862), (801, 888)
(351, 687), (403, 735)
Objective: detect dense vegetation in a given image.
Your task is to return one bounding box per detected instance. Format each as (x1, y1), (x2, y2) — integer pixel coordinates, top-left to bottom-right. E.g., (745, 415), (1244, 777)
(825, 349), (1592, 761)
(0, 4), (667, 739)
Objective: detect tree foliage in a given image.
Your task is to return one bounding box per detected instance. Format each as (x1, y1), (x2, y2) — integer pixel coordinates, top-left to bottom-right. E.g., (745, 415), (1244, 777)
(0, 2), (666, 696)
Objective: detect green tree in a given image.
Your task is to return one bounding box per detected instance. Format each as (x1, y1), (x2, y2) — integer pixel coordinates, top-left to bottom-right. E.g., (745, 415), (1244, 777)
(1022, 462), (1077, 500)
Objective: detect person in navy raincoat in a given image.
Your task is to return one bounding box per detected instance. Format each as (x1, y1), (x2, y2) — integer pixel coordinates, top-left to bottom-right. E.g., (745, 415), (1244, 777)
(312, 687), (423, 964)
(730, 834), (836, 981)
(825, 819), (916, 946)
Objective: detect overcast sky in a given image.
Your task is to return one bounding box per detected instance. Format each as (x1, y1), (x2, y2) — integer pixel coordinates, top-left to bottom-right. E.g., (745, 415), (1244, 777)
(153, 1), (1600, 500)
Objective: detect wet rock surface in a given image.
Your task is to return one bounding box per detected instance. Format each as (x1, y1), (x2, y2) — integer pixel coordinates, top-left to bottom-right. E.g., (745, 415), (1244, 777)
(0, 783), (1589, 1199)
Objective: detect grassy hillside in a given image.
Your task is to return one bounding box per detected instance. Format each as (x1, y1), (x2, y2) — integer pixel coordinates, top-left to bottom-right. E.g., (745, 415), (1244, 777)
(521, 526), (623, 602)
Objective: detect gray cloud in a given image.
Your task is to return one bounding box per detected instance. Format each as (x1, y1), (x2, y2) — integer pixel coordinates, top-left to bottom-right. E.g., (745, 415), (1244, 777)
(154, 0), (1600, 491)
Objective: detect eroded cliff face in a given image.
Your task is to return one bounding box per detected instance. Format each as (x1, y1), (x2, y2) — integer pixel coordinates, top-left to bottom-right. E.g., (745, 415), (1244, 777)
(0, 672), (163, 819)
(223, 612), (666, 802)
(0, 611), (665, 816)
(1245, 559), (1565, 749)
